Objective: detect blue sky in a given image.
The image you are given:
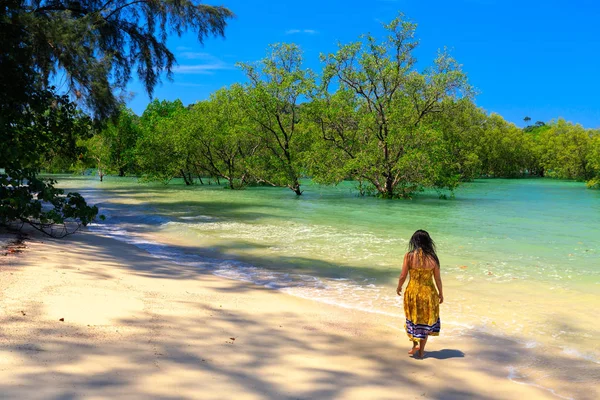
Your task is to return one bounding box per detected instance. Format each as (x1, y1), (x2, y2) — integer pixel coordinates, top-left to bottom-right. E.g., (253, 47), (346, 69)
(126, 0), (600, 128)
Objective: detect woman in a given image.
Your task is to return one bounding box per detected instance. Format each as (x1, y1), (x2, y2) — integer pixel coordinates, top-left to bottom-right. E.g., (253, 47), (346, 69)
(396, 230), (444, 358)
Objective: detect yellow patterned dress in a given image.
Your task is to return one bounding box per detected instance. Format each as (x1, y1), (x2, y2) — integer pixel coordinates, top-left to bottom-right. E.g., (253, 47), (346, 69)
(403, 252), (441, 342)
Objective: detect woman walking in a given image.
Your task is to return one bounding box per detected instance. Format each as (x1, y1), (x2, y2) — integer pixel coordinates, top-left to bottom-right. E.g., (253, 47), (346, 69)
(396, 230), (444, 358)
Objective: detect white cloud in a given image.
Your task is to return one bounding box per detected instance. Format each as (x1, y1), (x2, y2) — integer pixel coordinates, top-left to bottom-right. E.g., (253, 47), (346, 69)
(172, 64), (230, 74)
(179, 52), (214, 60)
(285, 29), (318, 35)
(173, 52), (232, 74)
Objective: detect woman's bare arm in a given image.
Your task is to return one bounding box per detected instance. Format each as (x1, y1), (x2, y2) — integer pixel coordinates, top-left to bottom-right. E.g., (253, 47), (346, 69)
(396, 253), (410, 296)
(433, 263), (444, 304)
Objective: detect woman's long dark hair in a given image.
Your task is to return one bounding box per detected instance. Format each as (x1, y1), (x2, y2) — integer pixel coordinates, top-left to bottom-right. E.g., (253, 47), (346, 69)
(408, 230), (440, 266)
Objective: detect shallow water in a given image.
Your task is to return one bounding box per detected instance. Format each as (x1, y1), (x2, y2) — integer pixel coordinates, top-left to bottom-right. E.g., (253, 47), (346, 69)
(55, 176), (600, 374)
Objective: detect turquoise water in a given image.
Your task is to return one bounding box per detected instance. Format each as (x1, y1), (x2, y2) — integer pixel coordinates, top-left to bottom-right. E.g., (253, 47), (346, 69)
(56, 176), (600, 370)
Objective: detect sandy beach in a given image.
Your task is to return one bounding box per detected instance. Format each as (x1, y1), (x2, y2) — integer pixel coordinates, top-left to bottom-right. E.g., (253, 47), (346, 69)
(0, 229), (597, 400)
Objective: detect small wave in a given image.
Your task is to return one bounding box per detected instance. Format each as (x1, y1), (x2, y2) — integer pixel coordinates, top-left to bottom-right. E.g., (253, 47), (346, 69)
(164, 219), (404, 262)
(562, 347), (600, 365)
(177, 215), (217, 221)
(90, 217), (407, 318)
(507, 366), (574, 400)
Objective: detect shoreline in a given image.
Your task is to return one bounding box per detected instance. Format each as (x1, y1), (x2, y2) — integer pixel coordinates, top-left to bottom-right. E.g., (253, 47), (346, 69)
(97, 217), (600, 368)
(0, 229), (597, 399)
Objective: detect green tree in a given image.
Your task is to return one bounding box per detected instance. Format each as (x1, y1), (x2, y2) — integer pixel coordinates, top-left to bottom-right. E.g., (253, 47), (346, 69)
(311, 14), (473, 198)
(0, 90), (100, 235)
(102, 107), (141, 177)
(85, 132), (112, 182)
(1, 0), (233, 234)
(587, 132), (600, 189)
(430, 99), (484, 181)
(537, 119), (594, 180)
(186, 86), (259, 189)
(237, 43), (316, 195)
(475, 114), (535, 177)
(136, 99), (190, 183)
(79, 106), (141, 179)
(11, 0), (233, 118)
(1, 2), (99, 235)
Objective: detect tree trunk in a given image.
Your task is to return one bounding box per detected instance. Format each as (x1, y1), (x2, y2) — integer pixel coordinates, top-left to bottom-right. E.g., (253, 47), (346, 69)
(357, 180), (366, 196)
(228, 162), (234, 190)
(290, 180), (302, 196)
(385, 174), (394, 198)
(118, 167), (125, 177)
(193, 166), (204, 184)
(181, 169), (191, 185)
(381, 141), (394, 198)
(97, 160), (104, 182)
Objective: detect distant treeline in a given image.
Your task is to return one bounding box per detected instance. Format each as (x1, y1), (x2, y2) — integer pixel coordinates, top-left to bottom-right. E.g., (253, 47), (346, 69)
(43, 20), (600, 197)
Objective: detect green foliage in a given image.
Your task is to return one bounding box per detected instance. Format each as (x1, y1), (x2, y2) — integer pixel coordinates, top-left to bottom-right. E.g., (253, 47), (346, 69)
(185, 86), (259, 189)
(476, 114), (536, 177)
(237, 43), (316, 195)
(587, 178), (600, 189)
(308, 14), (472, 198)
(77, 13), (599, 198)
(1, 2), (98, 233)
(102, 107), (141, 176)
(84, 131), (112, 181)
(4, 91), (93, 171)
(136, 100), (189, 183)
(0, 90), (100, 235)
(523, 120), (546, 133)
(12, 0), (233, 118)
(587, 134), (600, 188)
(537, 119), (596, 180)
(1, 0), (233, 235)
(431, 99), (483, 181)
(9, 3), (596, 210)
(0, 173), (102, 237)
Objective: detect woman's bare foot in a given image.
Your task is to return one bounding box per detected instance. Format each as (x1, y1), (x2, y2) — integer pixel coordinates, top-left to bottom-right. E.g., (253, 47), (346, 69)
(408, 346), (420, 355)
(416, 337), (428, 359)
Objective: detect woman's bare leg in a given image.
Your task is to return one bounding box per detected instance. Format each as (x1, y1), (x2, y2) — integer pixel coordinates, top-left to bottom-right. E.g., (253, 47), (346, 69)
(418, 337), (428, 358)
(408, 340), (420, 354)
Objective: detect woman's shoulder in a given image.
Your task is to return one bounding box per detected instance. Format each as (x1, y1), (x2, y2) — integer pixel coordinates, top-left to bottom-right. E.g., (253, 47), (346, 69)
(404, 251), (416, 262)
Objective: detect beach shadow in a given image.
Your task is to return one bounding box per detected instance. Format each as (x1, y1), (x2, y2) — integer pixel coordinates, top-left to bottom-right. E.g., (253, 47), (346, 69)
(424, 349), (465, 360)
